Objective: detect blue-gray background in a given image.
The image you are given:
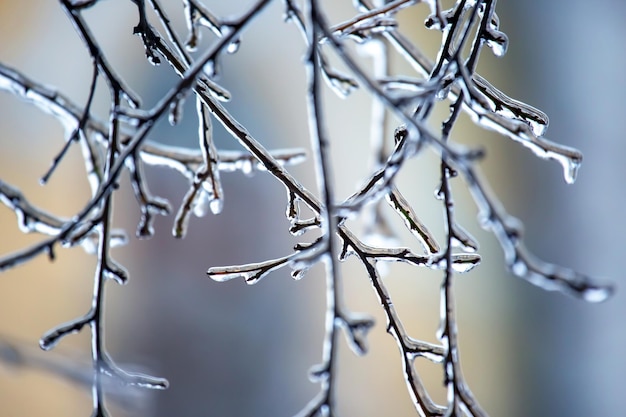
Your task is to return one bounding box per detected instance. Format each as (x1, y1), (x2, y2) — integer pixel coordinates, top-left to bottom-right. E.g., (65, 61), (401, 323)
(0, 1), (624, 416)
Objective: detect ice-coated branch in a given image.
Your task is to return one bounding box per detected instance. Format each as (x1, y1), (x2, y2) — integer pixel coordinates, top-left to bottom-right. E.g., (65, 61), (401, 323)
(296, 2), (346, 414)
(339, 229), (445, 417)
(60, 0), (140, 107)
(325, 0), (415, 43)
(284, 0), (359, 99)
(40, 65), (99, 185)
(0, 61), (304, 179)
(0, 0), (280, 263)
(436, 88), (487, 416)
(0, 0), (615, 416)
(0, 0), (277, 261)
(315, 1), (612, 302)
(362, 0), (582, 184)
(0, 64), (302, 244)
(0, 336), (162, 412)
(1, 0), (276, 414)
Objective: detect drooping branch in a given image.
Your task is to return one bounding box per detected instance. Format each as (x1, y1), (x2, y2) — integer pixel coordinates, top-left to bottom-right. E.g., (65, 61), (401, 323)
(0, 1), (615, 416)
(313, 3), (612, 302)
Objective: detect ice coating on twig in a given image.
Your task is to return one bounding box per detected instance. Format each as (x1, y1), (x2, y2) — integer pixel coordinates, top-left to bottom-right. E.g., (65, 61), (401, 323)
(0, 0), (615, 416)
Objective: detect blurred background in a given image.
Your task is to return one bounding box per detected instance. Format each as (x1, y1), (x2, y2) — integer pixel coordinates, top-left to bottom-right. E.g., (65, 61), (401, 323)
(0, 1), (624, 416)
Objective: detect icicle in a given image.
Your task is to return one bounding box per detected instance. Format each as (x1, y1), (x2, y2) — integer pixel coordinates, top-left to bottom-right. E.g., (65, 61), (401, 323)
(484, 28), (508, 57)
(226, 38), (241, 54)
(290, 266), (310, 280)
(197, 100), (224, 215)
(484, 9), (508, 57)
(191, 189), (211, 217)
